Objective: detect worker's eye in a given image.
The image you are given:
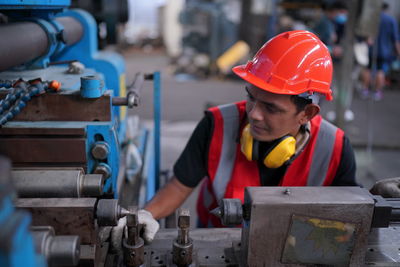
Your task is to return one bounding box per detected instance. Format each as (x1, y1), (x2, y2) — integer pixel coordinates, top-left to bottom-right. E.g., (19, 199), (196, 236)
(263, 103), (280, 114)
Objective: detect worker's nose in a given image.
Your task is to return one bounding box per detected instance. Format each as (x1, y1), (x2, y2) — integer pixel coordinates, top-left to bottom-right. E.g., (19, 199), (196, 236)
(247, 101), (263, 121)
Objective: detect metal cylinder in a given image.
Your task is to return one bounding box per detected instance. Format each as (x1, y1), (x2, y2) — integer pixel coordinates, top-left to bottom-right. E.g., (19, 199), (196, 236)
(31, 226), (80, 267)
(0, 16), (83, 71)
(96, 199), (121, 226)
(81, 174), (104, 197)
(172, 240), (193, 267)
(12, 169), (104, 198)
(55, 17), (83, 45)
(220, 198), (243, 226)
(123, 238), (144, 267)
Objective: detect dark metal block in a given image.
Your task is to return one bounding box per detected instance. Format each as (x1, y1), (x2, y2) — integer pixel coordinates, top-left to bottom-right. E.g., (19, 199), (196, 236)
(15, 198), (98, 244)
(242, 187), (375, 267)
(0, 91), (112, 122)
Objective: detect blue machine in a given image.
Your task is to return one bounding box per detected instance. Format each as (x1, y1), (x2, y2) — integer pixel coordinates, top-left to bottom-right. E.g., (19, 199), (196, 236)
(0, 1), (161, 266)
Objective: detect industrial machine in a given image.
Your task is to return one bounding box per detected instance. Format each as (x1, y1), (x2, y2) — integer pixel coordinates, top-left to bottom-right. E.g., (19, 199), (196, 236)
(0, 1), (161, 266)
(2, 1), (400, 267)
(146, 187), (400, 266)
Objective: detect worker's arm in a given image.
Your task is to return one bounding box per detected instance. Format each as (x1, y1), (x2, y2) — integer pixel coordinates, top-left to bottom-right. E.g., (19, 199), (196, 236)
(144, 176), (195, 219)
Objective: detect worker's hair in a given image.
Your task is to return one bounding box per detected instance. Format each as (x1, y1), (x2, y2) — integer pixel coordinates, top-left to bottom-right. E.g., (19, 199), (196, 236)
(382, 2), (389, 11)
(290, 95), (312, 113)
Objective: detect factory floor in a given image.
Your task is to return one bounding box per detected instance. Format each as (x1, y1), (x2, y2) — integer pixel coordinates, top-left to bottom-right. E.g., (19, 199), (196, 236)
(122, 48), (400, 227)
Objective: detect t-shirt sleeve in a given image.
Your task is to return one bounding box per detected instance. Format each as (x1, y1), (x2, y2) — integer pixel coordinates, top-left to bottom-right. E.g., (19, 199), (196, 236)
(331, 135), (358, 186)
(173, 114), (213, 188)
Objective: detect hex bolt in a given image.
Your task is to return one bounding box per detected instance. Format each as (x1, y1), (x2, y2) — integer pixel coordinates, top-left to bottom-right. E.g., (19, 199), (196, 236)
(91, 142), (109, 160)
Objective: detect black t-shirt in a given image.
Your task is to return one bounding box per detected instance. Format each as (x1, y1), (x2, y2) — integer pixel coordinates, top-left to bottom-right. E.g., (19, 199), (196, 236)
(173, 112), (357, 188)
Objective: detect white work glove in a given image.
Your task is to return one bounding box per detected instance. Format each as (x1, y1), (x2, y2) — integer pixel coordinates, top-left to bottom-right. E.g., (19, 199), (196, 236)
(138, 209), (159, 244)
(111, 216), (126, 252)
(110, 209), (159, 252)
(370, 177), (400, 198)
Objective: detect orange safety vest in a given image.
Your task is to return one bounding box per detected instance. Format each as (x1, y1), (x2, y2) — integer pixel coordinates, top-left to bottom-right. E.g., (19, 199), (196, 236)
(197, 101), (344, 227)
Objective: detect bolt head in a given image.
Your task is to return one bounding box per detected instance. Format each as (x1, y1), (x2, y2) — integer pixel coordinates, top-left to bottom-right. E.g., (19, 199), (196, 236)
(91, 142), (109, 160)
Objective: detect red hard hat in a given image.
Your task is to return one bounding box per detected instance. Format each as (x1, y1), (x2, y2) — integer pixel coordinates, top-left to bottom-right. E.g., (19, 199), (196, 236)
(233, 30), (333, 101)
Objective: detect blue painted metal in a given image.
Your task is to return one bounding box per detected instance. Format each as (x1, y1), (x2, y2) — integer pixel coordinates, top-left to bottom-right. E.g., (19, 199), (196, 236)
(28, 18), (66, 69)
(80, 76), (105, 98)
(144, 129), (155, 202)
(0, 0), (70, 9)
(0, 195), (46, 267)
(53, 9), (126, 120)
(86, 122), (120, 197)
(153, 72), (161, 192)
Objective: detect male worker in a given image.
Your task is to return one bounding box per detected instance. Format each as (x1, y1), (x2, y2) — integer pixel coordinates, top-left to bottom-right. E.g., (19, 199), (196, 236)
(132, 30), (358, 243)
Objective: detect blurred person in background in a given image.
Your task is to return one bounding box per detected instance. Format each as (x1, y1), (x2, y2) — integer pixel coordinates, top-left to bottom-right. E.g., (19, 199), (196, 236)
(360, 2), (400, 101)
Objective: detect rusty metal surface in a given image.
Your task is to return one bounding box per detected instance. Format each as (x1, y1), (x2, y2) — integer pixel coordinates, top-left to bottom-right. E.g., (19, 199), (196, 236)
(15, 198), (98, 244)
(0, 91), (111, 121)
(0, 137), (87, 163)
(147, 229), (241, 267)
(146, 226), (400, 266)
(242, 187), (375, 267)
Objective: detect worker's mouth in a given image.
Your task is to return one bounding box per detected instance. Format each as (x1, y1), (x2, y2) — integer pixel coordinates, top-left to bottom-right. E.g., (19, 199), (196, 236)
(250, 124), (268, 135)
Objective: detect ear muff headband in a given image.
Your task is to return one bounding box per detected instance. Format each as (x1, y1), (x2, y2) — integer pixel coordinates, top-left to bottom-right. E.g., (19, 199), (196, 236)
(240, 124), (296, 168)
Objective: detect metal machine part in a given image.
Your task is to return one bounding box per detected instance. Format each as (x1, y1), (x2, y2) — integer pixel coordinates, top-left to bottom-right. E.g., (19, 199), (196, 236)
(91, 141), (110, 160)
(96, 199), (130, 226)
(122, 207), (145, 267)
(172, 209), (193, 267)
(31, 226), (80, 267)
(0, 16), (83, 71)
(211, 198), (243, 226)
(12, 169), (104, 198)
(240, 187), (375, 267)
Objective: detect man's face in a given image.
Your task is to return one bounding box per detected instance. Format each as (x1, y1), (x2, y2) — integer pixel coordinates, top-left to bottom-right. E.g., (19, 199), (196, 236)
(245, 85), (308, 142)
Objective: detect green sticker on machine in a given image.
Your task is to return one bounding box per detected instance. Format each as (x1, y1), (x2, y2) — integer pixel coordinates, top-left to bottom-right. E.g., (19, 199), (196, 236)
(282, 215), (356, 266)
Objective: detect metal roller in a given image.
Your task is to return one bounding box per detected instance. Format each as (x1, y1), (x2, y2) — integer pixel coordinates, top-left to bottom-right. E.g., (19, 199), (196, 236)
(0, 16), (83, 71)
(31, 226), (80, 267)
(96, 199), (131, 226)
(12, 169), (104, 198)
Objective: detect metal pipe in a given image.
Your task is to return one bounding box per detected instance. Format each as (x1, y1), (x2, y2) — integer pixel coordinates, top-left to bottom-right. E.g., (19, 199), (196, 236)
(55, 17), (83, 45)
(0, 16), (83, 72)
(31, 226), (80, 267)
(12, 169), (103, 198)
(0, 22), (48, 71)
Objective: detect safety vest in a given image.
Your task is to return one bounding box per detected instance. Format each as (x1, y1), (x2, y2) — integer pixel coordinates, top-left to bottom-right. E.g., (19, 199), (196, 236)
(197, 101), (344, 227)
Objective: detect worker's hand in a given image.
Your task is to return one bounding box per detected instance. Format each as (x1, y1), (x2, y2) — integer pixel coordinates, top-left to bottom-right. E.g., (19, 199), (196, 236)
(138, 209), (159, 244)
(370, 177), (400, 198)
(110, 209), (159, 251)
(111, 216), (126, 252)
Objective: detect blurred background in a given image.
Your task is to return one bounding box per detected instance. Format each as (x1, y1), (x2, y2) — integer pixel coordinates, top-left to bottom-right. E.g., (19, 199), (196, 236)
(72, 0), (400, 204)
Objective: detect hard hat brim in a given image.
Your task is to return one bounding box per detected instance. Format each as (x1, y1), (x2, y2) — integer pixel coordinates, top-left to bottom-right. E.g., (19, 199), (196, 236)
(232, 64), (333, 101)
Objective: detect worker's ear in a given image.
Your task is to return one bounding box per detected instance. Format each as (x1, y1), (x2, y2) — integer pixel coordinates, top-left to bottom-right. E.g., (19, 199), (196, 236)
(299, 104), (320, 124)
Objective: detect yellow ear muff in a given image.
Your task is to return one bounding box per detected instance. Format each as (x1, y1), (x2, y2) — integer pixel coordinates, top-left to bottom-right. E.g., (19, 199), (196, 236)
(240, 124), (253, 161)
(263, 136), (296, 168)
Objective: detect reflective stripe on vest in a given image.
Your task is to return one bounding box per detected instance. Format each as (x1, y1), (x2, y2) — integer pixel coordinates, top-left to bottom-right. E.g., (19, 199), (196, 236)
(307, 119), (338, 185)
(211, 103), (240, 201)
